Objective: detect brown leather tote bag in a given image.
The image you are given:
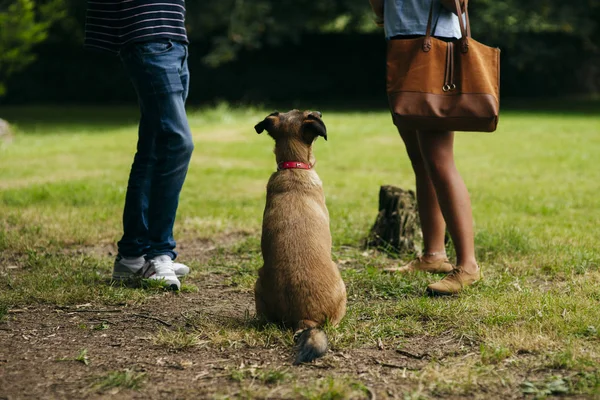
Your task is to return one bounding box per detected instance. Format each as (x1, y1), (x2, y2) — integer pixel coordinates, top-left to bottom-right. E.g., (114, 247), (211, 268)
(386, 0), (500, 132)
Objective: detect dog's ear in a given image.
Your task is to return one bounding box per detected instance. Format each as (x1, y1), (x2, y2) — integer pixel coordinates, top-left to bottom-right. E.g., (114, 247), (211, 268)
(302, 112), (327, 143)
(255, 111), (279, 134)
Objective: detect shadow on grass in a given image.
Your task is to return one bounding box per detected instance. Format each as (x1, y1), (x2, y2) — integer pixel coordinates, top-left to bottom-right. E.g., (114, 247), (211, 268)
(1, 97), (598, 134)
(0, 105), (140, 133)
(248, 97), (600, 116)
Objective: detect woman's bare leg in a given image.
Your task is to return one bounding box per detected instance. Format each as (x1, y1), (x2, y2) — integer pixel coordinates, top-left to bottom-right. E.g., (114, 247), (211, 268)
(398, 129), (447, 260)
(416, 130), (478, 273)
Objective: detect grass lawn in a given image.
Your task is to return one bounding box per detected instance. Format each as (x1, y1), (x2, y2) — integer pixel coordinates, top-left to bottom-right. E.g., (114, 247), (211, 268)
(0, 102), (599, 399)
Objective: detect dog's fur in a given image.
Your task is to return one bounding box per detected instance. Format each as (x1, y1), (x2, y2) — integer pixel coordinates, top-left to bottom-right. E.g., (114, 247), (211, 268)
(254, 110), (347, 365)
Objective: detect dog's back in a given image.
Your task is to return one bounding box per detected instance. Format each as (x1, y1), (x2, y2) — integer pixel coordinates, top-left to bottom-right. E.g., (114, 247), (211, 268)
(258, 169), (346, 327)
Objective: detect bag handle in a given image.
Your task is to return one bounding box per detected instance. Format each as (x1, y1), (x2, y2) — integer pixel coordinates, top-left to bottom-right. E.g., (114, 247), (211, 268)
(424, 0), (471, 53)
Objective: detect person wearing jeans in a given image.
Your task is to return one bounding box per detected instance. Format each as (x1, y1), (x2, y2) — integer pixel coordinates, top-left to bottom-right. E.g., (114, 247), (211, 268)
(85, 1), (193, 290)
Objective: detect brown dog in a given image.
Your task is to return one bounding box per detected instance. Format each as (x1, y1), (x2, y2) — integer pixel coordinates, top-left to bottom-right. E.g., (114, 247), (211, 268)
(254, 110), (347, 364)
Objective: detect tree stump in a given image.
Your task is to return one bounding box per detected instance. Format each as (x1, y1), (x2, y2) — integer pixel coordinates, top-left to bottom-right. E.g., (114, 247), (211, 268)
(366, 185), (422, 255)
(0, 119), (13, 144)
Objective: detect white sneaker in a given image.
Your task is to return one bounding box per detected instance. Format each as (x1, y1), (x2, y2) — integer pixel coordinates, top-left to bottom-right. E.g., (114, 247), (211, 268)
(172, 261), (190, 277)
(112, 254), (189, 281)
(140, 255), (180, 291)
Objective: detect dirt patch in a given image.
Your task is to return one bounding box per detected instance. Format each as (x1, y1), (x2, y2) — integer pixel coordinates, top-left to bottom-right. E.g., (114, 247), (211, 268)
(0, 237), (545, 399)
(0, 306), (466, 399)
(0, 266), (478, 400)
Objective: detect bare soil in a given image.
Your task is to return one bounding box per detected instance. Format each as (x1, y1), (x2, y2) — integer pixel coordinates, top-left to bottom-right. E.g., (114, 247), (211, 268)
(1, 302), (471, 399)
(0, 237), (518, 399)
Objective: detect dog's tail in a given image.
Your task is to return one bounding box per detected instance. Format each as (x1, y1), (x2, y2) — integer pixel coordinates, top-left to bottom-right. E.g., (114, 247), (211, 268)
(293, 322), (328, 365)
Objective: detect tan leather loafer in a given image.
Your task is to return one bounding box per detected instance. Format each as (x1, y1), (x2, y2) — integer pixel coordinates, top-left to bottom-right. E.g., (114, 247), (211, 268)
(426, 267), (482, 295)
(384, 256), (454, 274)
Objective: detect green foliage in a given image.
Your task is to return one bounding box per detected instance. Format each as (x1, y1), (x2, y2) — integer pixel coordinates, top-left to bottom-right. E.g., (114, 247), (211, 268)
(0, 0), (66, 95)
(471, 1), (600, 70)
(187, 0), (371, 66)
(470, 1), (599, 42)
(185, 0), (600, 69)
(3, 1), (597, 95)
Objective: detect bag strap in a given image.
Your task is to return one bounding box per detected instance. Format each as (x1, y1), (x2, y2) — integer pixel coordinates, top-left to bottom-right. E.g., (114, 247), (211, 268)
(423, 2), (435, 51)
(454, 1), (470, 34)
(464, 2), (471, 38)
(424, 0), (471, 53)
(453, 0), (471, 52)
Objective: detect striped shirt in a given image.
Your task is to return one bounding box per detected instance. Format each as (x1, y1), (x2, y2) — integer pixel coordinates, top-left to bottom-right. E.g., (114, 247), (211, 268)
(85, 0), (188, 54)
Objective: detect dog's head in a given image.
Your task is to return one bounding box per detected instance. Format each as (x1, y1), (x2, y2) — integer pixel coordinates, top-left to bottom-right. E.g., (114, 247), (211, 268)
(255, 110), (327, 165)
(255, 110), (327, 144)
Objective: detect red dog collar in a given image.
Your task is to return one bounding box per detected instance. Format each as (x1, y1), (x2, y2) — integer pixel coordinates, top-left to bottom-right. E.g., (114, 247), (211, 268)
(277, 161), (312, 171)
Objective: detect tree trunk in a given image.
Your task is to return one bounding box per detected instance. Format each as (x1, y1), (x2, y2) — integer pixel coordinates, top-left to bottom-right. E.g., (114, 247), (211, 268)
(0, 119), (13, 143)
(366, 185), (422, 255)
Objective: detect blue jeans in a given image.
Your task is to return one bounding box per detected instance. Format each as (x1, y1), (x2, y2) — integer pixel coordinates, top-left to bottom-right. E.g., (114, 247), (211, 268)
(118, 40), (194, 260)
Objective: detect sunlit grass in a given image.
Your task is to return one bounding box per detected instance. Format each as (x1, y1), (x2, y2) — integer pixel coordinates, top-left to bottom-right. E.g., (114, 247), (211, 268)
(0, 103), (599, 397)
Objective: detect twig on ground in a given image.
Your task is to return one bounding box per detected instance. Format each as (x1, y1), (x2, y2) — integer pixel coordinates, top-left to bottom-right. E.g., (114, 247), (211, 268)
(396, 349), (430, 359)
(8, 309), (28, 314)
(131, 313), (172, 327)
(301, 362), (334, 369)
(58, 309), (123, 313)
(192, 372), (210, 381)
(374, 359), (421, 370)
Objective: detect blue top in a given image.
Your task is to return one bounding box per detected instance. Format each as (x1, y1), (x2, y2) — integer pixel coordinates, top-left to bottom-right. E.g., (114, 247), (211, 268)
(384, 0), (461, 39)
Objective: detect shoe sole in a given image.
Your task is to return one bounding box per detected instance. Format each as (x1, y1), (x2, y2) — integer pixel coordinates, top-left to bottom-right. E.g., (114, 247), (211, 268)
(143, 278), (181, 291)
(111, 275), (180, 291)
(384, 267), (453, 274)
(425, 287), (456, 296)
(425, 277), (482, 296)
(112, 273), (186, 281)
(158, 280), (180, 291)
